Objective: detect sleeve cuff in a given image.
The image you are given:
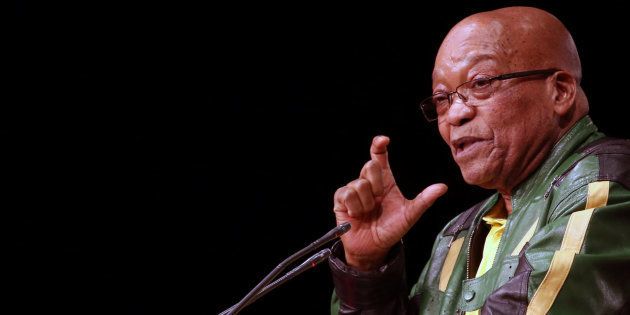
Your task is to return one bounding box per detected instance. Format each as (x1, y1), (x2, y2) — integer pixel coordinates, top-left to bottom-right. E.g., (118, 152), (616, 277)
(328, 240), (406, 309)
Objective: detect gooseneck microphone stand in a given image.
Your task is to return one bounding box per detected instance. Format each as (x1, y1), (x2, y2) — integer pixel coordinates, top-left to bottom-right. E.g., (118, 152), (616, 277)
(219, 222), (351, 315)
(219, 248), (331, 315)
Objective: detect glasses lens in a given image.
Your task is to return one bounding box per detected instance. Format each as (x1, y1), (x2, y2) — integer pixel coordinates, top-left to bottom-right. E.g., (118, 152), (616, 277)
(420, 93), (451, 121)
(460, 77), (498, 102)
(420, 97), (438, 121)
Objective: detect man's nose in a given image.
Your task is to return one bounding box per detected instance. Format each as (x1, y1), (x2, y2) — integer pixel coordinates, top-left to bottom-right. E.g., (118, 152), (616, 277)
(445, 95), (475, 126)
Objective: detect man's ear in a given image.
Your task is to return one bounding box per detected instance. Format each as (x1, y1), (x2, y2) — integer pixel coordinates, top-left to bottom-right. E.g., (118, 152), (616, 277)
(550, 71), (577, 115)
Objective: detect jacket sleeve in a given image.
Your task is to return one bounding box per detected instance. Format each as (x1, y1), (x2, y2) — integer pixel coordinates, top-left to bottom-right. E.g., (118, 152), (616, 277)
(543, 180), (630, 314)
(328, 241), (415, 315)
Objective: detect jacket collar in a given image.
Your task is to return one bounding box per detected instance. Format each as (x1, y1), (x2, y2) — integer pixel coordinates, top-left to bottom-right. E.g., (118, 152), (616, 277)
(510, 115), (600, 213)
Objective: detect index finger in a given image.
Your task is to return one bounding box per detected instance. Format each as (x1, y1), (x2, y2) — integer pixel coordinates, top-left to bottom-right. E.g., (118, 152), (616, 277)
(370, 135), (391, 171)
(360, 160), (384, 196)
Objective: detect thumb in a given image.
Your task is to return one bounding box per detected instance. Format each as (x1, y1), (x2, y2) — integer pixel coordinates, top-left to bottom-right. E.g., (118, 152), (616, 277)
(406, 183), (448, 220)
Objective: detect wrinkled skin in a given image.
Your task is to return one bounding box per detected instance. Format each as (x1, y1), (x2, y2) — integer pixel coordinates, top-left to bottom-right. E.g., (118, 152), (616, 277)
(333, 6), (588, 270)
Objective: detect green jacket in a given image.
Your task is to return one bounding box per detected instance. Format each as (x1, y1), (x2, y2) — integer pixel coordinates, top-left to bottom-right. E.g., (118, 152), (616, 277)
(329, 116), (630, 314)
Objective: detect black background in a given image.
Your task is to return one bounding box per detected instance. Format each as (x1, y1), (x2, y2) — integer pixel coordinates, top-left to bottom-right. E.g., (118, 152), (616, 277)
(8, 1), (630, 314)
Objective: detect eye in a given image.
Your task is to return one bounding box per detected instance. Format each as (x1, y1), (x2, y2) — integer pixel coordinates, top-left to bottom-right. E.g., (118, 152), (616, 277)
(431, 93), (450, 107)
(431, 93), (451, 114)
(432, 93), (449, 103)
(470, 77), (493, 89)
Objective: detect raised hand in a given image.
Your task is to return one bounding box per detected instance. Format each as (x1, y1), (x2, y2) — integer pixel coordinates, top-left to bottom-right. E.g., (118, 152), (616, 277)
(333, 136), (447, 270)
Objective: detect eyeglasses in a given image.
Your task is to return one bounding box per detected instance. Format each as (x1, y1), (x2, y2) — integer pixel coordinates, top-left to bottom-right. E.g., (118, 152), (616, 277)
(419, 68), (559, 122)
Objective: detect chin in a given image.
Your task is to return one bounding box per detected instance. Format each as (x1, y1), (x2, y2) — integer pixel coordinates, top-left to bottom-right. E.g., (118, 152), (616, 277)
(459, 164), (496, 189)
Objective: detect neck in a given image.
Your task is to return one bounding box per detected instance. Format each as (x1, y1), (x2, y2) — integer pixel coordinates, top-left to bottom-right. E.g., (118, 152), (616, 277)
(500, 194), (513, 215)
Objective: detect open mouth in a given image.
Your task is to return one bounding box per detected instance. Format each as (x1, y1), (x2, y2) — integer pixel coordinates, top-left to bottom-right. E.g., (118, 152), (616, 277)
(452, 137), (489, 157)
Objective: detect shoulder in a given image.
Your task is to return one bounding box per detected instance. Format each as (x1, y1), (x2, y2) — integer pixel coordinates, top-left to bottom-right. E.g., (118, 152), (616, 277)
(580, 137), (630, 188)
(549, 137), (630, 220)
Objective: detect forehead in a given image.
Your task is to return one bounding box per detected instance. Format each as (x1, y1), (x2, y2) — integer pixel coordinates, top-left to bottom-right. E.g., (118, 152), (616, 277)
(433, 53), (499, 83)
(432, 21), (512, 85)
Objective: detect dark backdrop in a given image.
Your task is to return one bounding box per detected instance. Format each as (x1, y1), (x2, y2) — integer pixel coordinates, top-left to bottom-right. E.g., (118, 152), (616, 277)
(9, 1), (630, 314)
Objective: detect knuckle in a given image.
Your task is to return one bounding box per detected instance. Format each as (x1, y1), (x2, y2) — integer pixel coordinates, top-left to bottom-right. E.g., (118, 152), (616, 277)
(366, 159), (380, 170)
(355, 178), (371, 192)
(363, 160), (375, 170)
(344, 187), (358, 200)
(334, 187), (345, 199)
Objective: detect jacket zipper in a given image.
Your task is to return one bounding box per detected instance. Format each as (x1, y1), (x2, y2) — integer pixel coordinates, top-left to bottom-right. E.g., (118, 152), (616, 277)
(464, 210), (511, 279)
(465, 219), (477, 279)
(543, 153), (592, 199)
(461, 200), (511, 315)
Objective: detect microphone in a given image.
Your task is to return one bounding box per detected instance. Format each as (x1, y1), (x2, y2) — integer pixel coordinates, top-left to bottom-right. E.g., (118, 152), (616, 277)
(220, 222), (351, 315)
(219, 248), (331, 315)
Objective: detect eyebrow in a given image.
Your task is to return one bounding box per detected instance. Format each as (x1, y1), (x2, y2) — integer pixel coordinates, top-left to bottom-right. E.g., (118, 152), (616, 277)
(432, 53), (499, 88)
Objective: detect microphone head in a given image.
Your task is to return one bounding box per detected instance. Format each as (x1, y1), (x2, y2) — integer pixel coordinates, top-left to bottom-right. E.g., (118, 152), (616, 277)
(311, 248), (332, 265)
(336, 222), (351, 235)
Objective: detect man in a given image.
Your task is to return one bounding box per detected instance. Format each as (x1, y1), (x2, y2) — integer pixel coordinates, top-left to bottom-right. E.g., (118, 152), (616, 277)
(329, 6), (630, 314)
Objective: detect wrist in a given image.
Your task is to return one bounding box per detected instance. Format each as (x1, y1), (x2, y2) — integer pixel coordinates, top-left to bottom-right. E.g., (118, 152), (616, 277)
(328, 241), (407, 308)
(344, 251), (389, 272)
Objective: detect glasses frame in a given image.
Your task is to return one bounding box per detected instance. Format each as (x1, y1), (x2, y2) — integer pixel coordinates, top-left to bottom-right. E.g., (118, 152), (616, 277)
(419, 68), (560, 122)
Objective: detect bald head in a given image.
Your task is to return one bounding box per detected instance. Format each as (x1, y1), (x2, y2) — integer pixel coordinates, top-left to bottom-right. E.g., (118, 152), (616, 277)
(432, 7), (590, 194)
(436, 7), (582, 81)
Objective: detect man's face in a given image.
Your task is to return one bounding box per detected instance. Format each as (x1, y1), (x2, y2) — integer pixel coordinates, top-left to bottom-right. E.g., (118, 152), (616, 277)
(433, 21), (556, 191)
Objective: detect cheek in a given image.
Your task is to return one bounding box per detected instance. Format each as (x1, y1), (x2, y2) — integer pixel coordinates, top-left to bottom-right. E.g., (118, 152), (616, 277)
(438, 122), (450, 143)
(486, 111), (526, 149)
(486, 98), (550, 153)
